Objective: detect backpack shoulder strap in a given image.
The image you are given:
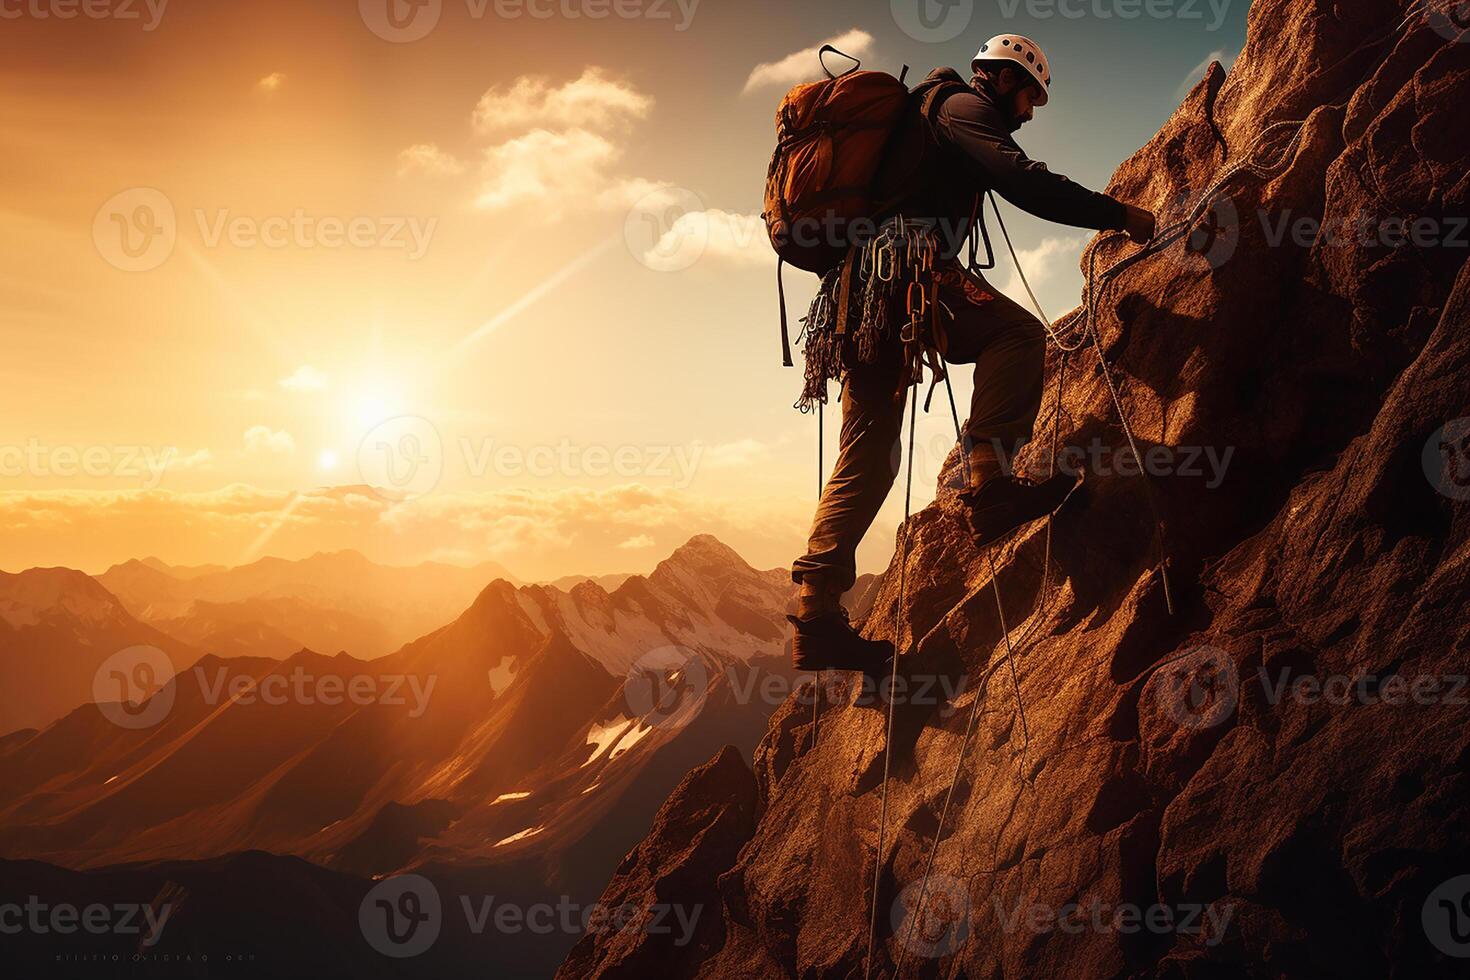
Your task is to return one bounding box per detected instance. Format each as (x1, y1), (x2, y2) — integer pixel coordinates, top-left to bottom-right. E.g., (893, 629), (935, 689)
(915, 78), (972, 128)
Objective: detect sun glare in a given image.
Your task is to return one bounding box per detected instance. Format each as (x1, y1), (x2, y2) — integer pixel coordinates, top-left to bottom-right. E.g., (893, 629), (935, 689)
(341, 376), (409, 429)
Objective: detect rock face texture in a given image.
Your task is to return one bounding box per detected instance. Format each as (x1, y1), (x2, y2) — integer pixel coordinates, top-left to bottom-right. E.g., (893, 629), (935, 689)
(562, 3), (1470, 977)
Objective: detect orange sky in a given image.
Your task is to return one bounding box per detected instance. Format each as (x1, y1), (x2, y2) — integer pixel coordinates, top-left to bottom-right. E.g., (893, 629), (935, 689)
(0, 0), (1245, 580)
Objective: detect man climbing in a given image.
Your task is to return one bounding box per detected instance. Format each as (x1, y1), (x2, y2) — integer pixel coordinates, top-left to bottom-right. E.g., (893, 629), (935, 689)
(789, 34), (1157, 673)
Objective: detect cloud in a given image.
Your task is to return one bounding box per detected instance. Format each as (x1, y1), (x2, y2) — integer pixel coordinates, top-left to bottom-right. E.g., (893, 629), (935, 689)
(640, 209), (772, 271)
(161, 449), (214, 472)
(397, 143), (465, 178)
(1176, 48), (1239, 99)
(0, 484), (814, 580)
(257, 72), (286, 92)
(699, 438), (771, 469)
(743, 29), (873, 94)
(617, 534), (655, 550)
(475, 128), (665, 215)
(597, 177), (678, 211)
(243, 426), (296, 455)
(387, 67), (667, 216)
(278, 366), (328, 392)
(997, 235), (1086, 317)
(473, 68), (652, 134)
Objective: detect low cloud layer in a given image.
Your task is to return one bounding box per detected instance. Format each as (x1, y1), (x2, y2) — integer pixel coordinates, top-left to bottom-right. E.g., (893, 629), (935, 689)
(0, 483), (810, 582)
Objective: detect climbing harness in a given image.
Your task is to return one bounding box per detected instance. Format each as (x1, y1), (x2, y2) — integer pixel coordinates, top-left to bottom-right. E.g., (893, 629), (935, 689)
(795, 203), (993, 414)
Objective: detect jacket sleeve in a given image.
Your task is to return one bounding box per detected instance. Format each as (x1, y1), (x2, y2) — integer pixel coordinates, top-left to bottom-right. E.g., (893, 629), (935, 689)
(938, 92), (1128, 232)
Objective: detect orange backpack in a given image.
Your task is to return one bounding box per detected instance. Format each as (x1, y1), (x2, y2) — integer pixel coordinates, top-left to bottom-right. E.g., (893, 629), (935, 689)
(763, 49), (969, 365)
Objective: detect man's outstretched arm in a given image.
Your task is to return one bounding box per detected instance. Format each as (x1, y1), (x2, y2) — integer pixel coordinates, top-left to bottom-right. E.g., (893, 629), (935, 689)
(940, 94), (1154, 241)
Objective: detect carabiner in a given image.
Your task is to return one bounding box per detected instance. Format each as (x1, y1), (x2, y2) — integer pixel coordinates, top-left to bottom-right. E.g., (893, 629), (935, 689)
(874, 243), (894, 283)
(906, 280), (928, 318)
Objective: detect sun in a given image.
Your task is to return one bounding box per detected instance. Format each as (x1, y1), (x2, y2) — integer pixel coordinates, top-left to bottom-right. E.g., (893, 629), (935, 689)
(340, 376), (409, 429)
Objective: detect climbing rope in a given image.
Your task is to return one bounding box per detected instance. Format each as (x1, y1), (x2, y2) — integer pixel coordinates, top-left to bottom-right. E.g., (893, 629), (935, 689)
(810, 400), (823, 754)
(864, 381), (920, 979)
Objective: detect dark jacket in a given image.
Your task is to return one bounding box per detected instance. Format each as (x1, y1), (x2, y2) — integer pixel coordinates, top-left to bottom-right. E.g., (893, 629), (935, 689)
(876, 68), (1126, 250)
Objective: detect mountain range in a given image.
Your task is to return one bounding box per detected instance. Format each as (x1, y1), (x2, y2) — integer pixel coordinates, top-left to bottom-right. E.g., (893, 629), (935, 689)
(0, 535), (814, 975)
(97, 550), (518, 660)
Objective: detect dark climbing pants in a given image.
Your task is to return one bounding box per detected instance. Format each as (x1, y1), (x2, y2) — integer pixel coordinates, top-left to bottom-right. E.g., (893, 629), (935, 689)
(791, 261), (1047, 590)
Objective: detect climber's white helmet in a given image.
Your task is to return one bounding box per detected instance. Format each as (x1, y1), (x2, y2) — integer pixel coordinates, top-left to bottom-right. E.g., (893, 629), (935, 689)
(972, 34), (1052, 107)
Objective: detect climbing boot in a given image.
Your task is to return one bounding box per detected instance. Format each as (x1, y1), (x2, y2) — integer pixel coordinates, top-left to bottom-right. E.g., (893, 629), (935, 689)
(959, 472), (1081, 547)
(787, 609), (895, 679)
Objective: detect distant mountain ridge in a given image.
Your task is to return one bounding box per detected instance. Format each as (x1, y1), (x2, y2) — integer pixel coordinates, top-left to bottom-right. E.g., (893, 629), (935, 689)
(0, 535), (793, 865)
(97, 549), (520, 659)
(0, 567), (198, 734)
(0, 534), (800, 975)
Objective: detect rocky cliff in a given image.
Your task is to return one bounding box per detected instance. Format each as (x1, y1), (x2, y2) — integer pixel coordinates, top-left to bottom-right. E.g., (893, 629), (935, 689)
(560, 2), (1470, 977)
